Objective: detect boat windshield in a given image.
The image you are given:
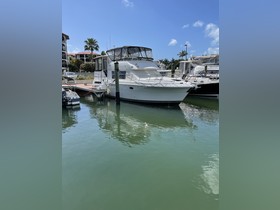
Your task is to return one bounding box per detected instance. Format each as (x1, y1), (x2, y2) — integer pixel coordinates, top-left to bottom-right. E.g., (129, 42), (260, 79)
(131, 69), (162, 79)
(107, 46), (153, 61)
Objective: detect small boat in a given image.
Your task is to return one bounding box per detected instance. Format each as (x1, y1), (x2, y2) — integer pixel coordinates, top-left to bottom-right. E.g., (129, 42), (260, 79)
(62, 88), (80, 106)
(179, 55), (219, 98)
(92, 46), (194, 104)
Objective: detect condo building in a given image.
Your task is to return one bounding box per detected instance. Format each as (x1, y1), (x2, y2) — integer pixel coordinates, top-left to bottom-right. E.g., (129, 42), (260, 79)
(62, 33), (69, 72)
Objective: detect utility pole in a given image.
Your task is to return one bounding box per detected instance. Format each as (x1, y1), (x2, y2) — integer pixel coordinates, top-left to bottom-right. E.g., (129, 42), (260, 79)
(184, 44), (188, 60)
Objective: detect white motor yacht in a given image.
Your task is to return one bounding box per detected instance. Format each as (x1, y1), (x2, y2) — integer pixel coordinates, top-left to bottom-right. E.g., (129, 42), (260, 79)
(179, 54), (219, 98)
(92, 46), (194, 104)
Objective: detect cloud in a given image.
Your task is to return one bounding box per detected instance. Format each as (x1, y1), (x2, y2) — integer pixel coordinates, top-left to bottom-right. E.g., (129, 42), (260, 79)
(205, 23), (219, 46)
(122, 0), (134, 8)
(182, 24), (189, 29)
(204, 47), (219, 55)
(193, 20), (204, 27)
(168, 39), (177, 46)
(68, 47), (81, 53)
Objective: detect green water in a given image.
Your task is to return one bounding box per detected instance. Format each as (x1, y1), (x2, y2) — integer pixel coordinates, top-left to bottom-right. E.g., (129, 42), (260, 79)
(62, 96), (219, 210)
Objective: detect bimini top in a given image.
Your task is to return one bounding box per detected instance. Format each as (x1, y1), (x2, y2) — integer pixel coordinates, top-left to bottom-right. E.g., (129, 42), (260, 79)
(106, 46), (154, 61)
(190, 54), (219, 65)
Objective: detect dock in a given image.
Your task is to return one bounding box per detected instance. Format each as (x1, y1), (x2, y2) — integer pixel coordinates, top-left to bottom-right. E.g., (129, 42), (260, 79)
(62, 80), (107, 99)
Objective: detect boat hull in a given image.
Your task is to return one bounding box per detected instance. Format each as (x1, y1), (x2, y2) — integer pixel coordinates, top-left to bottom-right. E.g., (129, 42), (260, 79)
(62, 88), (80, 106)
(63, 99), (80, 106)
(189, 82), (219, 98)
(107, 83), (192, 104)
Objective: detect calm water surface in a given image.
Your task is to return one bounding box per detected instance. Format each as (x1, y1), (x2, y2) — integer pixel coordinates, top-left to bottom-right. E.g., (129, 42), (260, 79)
(62, 96), (219, 210)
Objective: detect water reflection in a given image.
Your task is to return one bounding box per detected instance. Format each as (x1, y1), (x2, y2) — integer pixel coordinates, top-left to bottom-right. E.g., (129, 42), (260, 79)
(62, 106), (80, 130)
(180, 97), (219, 125)
(182, 98), (219, 196)
(81, 96), (195, 146)
(198, 154), (219, 196)
(184, 97), (219, 110)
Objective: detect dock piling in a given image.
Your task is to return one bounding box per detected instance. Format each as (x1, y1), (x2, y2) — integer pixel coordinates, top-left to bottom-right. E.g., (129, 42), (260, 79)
(114, 61), (120, 105)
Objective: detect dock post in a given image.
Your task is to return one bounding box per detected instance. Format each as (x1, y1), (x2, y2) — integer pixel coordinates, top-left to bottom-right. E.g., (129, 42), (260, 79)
(114, 61), (120, 105)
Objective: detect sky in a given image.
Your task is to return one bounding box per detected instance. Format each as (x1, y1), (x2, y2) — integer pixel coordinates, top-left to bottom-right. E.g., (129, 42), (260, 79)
(62, 0), (219, 60)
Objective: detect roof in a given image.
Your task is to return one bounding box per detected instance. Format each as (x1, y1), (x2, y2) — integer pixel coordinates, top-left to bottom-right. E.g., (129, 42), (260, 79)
(76, 51), (100, 55)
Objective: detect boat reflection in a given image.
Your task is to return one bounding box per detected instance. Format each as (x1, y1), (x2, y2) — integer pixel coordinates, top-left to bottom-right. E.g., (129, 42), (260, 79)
(82, 96), (195, 146)
(184, 97), (219, 110)
(180, 97), (219, 125)
(62, 106), (81, 130)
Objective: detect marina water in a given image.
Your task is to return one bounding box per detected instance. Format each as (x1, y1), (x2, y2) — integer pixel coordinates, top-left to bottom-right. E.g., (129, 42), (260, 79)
(62, 96), (219, 210)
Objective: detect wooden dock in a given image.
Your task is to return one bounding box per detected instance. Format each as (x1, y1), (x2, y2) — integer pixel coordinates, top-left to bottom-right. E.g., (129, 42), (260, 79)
(62, 81), (107, 99)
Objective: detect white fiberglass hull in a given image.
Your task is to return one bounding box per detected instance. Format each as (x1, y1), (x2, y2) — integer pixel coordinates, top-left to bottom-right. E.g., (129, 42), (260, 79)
(107, 82), (192, 104)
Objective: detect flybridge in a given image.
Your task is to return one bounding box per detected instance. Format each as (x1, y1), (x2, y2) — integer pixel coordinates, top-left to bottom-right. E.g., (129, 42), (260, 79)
(106, 46), (154, 61)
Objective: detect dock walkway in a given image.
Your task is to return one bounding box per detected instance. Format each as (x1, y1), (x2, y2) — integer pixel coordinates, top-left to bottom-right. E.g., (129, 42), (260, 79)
(62, 80), (106, 98)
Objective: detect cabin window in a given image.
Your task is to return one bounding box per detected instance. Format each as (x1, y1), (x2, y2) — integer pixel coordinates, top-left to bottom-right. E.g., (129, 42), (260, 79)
(127, 47), (140, 59)
(114, 48), (122, 60)
(98, 59), (102, 70)
(112, 71), (126, 79)
(131, 69), (161, 78)
(122, 48), (128, 59)
(107, 47), (154, 61)
(95, 59), (98, 70)
(102, 58), (107, 71)
(144, 48), (153, 59)
(95, 59), (100, 70)
(107, 50), (114, 60)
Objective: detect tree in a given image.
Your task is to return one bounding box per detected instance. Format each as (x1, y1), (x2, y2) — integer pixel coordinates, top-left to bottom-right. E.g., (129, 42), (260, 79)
(170, 58), (176, 70)
(80, 62), (95, 72)
(68, 63), (79, 72)
(178, 50), (187, 60)
(159, 58), (170, 69)
(101, 51), (106, 55)
(69, 58), (83, 72)
(84, 38), (99, 62)
(158, 58), (183, 70)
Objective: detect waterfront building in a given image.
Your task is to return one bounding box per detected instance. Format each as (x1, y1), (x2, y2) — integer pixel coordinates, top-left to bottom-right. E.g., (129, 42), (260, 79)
(62, 33), (69, 72)
(75, 51), (100, 63)
(67, 53), (76, 62)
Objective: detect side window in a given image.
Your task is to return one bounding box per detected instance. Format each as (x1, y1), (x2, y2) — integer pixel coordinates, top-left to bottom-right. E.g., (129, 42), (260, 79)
(119, 71), (126, 79)
(102, 58), (107, 71)
(111, 71), (126, 79)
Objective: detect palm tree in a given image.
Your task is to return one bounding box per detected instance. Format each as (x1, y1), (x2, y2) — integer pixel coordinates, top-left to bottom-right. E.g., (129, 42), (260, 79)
(159, 58), (170, 69)
(177, 50), (187, 60)
(84, 38), (99, 62)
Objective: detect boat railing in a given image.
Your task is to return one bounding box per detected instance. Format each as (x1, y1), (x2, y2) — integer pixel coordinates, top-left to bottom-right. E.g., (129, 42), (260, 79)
(118, 71), (191, 88)
(184, 73), (219, 83)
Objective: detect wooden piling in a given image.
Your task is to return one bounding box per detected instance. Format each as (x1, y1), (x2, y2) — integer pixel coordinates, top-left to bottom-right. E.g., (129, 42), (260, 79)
(114, 61), (120, 105)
